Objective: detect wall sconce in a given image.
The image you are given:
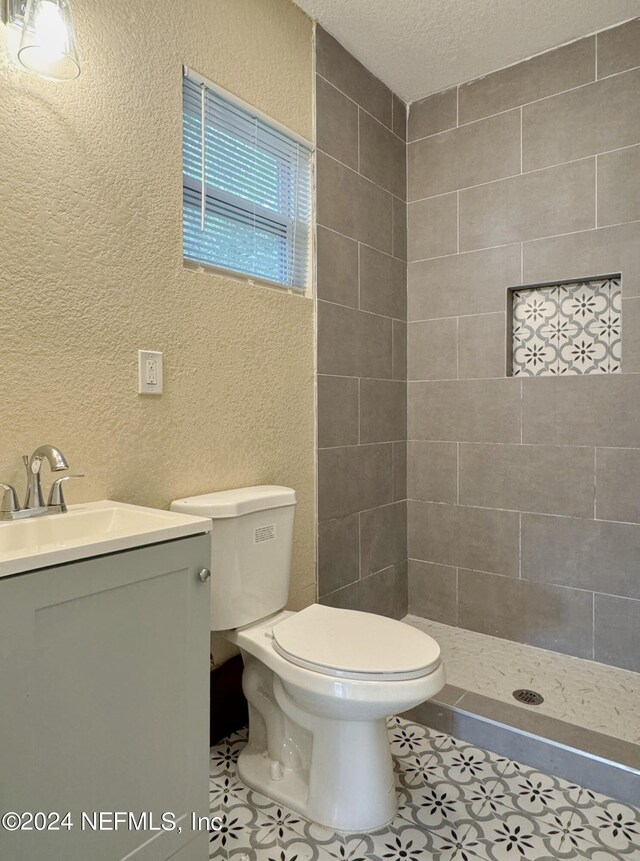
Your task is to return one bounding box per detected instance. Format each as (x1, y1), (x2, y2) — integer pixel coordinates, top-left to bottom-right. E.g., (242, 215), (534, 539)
(4, 0), (80, 81)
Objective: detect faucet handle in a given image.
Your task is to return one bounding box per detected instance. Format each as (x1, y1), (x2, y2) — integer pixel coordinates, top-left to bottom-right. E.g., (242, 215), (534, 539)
(0, 483), (20, 515)
(47, 475), (85, 513)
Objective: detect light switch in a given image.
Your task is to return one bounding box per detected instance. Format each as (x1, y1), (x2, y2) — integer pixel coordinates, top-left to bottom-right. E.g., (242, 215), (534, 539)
(138, 350), (163, 395)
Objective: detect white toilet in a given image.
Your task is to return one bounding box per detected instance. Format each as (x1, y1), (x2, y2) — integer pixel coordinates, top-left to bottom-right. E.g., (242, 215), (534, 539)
(171, 486), (445, 832)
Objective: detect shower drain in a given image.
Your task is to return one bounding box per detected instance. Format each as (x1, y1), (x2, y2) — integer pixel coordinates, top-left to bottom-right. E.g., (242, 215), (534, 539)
(513, 688), (544, 706)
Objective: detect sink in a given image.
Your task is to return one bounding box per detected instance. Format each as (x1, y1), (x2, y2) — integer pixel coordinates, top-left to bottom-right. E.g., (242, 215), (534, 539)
(0, 500), (211, 578)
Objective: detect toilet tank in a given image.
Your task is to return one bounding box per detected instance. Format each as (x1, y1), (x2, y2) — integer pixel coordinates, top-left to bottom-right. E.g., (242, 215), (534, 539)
(170, 486), (296, 630)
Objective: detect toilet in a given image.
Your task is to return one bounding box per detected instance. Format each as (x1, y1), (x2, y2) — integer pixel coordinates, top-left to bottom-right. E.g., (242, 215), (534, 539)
(171, 486), (445, 832)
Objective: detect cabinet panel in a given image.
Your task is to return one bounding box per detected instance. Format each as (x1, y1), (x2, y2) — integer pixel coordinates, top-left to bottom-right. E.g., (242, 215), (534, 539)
(0, 536), (210, 861)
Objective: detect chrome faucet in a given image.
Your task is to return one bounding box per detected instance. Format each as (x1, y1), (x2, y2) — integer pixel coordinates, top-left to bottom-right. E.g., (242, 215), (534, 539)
(23, 444), (69, 509)
(0, 445), (84, 521)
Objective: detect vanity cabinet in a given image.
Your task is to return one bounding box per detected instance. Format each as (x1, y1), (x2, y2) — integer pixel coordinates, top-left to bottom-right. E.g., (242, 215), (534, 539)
(0, 535), (211, 861)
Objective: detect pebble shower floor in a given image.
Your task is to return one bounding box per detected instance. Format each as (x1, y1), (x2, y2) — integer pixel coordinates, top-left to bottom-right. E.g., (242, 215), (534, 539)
(208, 717), (639, 861)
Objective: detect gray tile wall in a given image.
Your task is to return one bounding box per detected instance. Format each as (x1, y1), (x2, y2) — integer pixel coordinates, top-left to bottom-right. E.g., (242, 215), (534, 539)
(315, 26), (408, 618)
(406, 18), (640, 672)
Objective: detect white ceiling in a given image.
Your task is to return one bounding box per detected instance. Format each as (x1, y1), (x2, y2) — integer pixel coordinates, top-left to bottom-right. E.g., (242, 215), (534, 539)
(294, 0), (640, 103)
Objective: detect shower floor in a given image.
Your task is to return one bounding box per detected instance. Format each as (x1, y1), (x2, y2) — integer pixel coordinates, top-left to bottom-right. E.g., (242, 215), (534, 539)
(404, 615), (640, 746)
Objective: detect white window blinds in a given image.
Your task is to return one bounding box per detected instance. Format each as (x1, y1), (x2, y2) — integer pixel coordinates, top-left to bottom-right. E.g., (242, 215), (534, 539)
(182, 69), (312, 292)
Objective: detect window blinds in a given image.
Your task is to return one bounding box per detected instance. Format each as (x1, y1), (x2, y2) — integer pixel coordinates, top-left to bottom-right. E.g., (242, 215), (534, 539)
(182, 69), (312, 292)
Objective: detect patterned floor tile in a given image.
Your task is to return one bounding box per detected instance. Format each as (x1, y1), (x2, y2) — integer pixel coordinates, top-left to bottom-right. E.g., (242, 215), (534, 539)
(209, 717), (639, 861)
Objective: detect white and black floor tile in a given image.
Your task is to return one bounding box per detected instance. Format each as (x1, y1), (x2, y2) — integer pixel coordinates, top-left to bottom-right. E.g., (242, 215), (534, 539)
(208, 717), (640, 860)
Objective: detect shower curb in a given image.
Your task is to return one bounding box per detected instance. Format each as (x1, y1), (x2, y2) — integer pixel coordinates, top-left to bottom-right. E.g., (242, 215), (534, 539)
(403, 685), (640, 806)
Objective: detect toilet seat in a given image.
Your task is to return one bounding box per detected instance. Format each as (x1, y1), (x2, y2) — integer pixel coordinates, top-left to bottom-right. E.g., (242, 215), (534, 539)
(271, 604), (441, 681)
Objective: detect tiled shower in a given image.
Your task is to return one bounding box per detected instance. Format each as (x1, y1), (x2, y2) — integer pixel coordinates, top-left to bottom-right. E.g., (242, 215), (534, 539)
(316, 18), (640, 676)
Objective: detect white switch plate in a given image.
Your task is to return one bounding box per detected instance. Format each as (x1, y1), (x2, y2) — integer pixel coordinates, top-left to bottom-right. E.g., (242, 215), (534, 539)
(138, 350), (163, 395)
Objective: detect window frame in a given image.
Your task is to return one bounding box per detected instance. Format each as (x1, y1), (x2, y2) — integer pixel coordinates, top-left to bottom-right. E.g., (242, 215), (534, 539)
(182, 66), (314, 295)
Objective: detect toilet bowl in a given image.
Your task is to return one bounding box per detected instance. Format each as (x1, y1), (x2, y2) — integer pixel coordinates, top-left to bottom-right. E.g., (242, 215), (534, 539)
(171, 487), (445, 832)
(229, 605), (444, 831)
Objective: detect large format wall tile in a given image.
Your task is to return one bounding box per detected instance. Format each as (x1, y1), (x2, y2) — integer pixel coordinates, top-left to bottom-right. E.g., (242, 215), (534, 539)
(408, 244), (520, 321)
(393, 441), (407, 501)
(360, 501), (407, 576)
(392, 92), (406, 140)
(408, 194), (458, 261)
(316, 226), (359, 307)
(317, 152), (393, 253)
(457, 313), (506, 379)
(359, 379), (407, 443)
(408, 318), (457, 380)
(521, 512), (640, 599)
(408, 501), (520, 576)
(594, 593), (640, 672)
(597, 144), (640, 227)
(522, 375), (640, 447)
(317, 301), (393, 379)
(408, 88), (457, 141)
(392, 195), (407, 261)
(393, 320), (407, 380)
(458, 37), (595, 124)
(459, 158), (595, 251)
(316, 75), (358, 169)
(459, 443), (594, 518)
(595, 447), (640, 523)
(318, 514), (360, 596)
(458, 568), (594, 658)
(621, 297), (640, 373)
(409, 379), (521, 443)
(316, 33), (407, 611)
(359, 110), (406, 198)
(597, 18), (640, 78)
(407, 441), (457, 504)
(408, 109), (520, 200)
(524, 222), (640, 299)
(316, 26), (393, 128)
(317, 375), (359, 448)
(320, 561), (408, 619)
(523, 67), (640, 170)
(408, 560), (458, 625)
(318, 443), (393, 520)
(359, 245), (406, 319)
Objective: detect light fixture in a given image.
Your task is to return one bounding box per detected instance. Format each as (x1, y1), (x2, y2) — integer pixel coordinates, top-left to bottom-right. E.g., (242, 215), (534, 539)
(7, 0), (80, 81)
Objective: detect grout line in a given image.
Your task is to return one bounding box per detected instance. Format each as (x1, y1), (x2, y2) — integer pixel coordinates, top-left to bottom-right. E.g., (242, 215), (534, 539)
(357, 107), (361, 173)
(595, 31), (599, 81)
(595, 153), (598, 228)
(318, 223), (405, 263)
(518, 512), (522, 579)
(520, 106), (523, 174)
(318, 296), (405, 322)
(408, 59), (640, 144)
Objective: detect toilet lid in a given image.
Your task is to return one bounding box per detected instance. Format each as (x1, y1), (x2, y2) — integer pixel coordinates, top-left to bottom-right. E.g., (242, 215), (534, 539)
(272, 604), (441, 681)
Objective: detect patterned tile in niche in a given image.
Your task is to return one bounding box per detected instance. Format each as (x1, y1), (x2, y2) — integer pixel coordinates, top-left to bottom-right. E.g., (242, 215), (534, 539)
(512, 277), (621, 377)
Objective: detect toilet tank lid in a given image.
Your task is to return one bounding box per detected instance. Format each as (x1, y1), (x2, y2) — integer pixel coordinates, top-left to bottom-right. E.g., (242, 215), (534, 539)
(171, 486), (296, 519)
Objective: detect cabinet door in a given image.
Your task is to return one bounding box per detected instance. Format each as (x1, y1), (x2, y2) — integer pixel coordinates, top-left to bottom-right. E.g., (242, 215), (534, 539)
(0, 535), (211, 861)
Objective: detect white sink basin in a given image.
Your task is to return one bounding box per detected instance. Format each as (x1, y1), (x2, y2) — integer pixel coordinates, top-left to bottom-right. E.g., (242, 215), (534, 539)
(0, 500), (211, 578)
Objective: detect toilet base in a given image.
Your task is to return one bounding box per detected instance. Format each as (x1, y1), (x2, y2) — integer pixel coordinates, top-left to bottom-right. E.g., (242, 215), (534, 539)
(237, 727), (397, 834)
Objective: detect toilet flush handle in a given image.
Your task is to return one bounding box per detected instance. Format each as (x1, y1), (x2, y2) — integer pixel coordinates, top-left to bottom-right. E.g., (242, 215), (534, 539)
(197, 568), (211, 583)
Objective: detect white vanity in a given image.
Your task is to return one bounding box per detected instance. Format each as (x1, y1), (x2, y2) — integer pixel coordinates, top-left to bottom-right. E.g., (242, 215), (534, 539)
(0, 501), (212, 861)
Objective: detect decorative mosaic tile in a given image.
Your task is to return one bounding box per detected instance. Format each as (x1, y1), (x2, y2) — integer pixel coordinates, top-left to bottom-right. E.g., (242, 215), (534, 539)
(511, 277), (621, 376)
(208, 717), (639, 861)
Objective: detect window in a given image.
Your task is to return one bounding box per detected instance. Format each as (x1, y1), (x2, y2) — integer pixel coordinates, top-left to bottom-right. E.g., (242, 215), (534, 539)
(182, 68), (312, 292)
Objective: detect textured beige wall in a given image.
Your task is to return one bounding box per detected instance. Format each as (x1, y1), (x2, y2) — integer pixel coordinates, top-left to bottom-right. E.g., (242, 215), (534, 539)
(0, 0), (316, 610)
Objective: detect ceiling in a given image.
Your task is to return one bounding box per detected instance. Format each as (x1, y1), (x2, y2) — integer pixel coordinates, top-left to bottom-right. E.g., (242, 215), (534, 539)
(293, 0), (639, 103)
